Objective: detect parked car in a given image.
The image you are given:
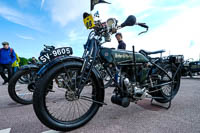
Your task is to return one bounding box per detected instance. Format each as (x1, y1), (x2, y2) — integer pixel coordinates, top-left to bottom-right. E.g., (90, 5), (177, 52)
(182, 60), (200, 77)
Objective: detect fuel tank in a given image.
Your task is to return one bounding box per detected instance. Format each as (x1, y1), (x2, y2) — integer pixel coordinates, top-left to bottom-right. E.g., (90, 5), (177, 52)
(100, 47), (149, 64)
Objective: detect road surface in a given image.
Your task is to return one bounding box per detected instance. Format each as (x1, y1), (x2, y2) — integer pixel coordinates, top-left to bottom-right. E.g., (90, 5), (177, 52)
(0, 77), (200, 133)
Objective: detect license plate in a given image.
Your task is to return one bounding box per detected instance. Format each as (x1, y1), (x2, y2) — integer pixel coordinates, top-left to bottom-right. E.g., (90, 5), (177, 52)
(38, 47), (73, 64)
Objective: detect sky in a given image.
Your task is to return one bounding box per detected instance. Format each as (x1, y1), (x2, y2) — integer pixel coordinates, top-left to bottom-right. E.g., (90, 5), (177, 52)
(0, 0), (200, 60)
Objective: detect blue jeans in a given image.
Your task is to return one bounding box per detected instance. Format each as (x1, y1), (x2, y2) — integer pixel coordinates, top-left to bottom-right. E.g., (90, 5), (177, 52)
(12, 67), (19, 74)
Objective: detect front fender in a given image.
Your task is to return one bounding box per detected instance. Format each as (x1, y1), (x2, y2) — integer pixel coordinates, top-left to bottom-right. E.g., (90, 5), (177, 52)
(37, 56), (83, 77)
(91, 66), (105, 106)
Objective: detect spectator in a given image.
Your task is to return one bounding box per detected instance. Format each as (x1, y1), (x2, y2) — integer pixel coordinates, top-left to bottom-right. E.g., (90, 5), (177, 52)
(31, 57), (37, 64)
(115, 32), (126, 50)
(0, 42), (16, 85)
(114, 33), (127, 86)
(12, 53), (20, 74)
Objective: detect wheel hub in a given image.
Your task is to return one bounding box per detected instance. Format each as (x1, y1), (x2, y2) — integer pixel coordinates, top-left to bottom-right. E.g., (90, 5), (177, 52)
(65, 90), (78, 101)
(161, 85), (171, 96)
(28, 83), (36, 92)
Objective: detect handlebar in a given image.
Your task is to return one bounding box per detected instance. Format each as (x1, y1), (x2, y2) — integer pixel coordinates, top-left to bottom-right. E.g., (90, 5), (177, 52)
(137, 23), (148, 29)
(90, 15), (149, 42)
(43, 45), (55, 51)
(44, 44), (55, 49)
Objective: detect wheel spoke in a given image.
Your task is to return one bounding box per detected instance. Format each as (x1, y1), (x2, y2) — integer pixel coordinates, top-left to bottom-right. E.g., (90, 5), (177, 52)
(44, 68), (97, 122)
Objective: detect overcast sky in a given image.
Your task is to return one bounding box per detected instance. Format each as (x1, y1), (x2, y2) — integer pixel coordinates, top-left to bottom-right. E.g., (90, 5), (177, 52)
(0, 0), (200, 60)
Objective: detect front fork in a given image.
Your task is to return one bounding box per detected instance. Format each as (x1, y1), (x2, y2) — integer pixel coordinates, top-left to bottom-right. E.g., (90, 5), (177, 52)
(76, 56), (94, 96)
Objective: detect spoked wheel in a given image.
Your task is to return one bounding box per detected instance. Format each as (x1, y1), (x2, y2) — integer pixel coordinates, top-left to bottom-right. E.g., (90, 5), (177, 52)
(18, 74), (29, 84)
(33, 61), (102, 131)
(151, 64), (181, 103)
(8, 69), (38, 104)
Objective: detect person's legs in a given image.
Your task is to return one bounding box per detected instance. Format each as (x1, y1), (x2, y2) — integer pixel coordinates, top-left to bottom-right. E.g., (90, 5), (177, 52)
(0, 64), (9, 84)
(5, 64), (13, 82)
(13, 67), (18, 74)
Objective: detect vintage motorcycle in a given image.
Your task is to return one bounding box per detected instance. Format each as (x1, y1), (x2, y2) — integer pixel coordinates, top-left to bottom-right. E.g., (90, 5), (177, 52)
(33, 13), (183, 131)
(8, 45), (73, 104)
(181, 59), (200, 78)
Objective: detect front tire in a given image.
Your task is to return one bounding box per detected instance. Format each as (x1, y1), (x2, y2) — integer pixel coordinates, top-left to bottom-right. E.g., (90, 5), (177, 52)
(8, 68), (38, 104)
(33, 61), (102, 131)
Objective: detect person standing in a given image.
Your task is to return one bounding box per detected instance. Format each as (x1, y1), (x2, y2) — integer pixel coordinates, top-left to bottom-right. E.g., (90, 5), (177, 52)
(113, 33), (127, 87)
(31, 57), (37, 65)
(0, 42), (16, 85)
(115, 32), (126, 50)
(12, 53), (20, 74)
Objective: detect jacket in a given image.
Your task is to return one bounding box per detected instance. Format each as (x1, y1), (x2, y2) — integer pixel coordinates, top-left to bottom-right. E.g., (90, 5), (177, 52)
(0, 47), (16, 64)
(12, 53), (20, 67)
(117, 40), (126, 50)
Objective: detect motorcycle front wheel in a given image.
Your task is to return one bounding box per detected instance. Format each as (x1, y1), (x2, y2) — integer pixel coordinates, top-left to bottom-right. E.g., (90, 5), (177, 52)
(33, 61), (101, 131)
(8, 68), (38, 104)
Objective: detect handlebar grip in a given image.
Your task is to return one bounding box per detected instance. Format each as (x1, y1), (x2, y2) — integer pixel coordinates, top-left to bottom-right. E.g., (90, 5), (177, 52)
(44, 45), (55, 49)
(137, 23), (149, 29)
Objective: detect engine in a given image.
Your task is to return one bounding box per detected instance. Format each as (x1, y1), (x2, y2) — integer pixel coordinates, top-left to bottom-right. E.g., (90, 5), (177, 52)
(111, 76), (148, 108)
(123, 78), (147, 99)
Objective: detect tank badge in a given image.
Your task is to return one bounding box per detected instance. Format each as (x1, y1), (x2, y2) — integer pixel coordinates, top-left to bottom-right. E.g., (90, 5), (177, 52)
(114, 53), (132, 59)
(105, 52), (109, 56)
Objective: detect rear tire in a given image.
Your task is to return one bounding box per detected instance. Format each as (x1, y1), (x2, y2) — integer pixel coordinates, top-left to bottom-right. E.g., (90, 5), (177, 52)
(33, 61), (102, 131)
(151, 64), (181, 103)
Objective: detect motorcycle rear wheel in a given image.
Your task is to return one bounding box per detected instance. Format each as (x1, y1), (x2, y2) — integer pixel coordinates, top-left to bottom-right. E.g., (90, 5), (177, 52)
(33, 61), (101, 131)
(151, 64), (181, 103)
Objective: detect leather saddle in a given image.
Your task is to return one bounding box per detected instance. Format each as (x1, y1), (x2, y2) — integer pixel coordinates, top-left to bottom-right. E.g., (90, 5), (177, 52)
(139, 49), (165, 56)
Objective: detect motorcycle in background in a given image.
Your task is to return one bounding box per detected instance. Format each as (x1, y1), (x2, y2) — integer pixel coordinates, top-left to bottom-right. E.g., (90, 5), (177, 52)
(8, 45), (73, 104)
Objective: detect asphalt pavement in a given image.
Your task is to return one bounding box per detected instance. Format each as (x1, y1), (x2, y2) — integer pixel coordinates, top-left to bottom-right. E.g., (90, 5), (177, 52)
(0, 77), (200, 133)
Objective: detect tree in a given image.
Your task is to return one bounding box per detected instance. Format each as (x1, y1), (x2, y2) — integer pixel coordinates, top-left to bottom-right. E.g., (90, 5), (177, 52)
(19, 57), (28, 66)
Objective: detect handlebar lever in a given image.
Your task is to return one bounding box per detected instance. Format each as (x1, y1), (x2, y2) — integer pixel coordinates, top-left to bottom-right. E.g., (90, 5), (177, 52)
(137, 23), (149, 35)
(138, 30), (148, 35)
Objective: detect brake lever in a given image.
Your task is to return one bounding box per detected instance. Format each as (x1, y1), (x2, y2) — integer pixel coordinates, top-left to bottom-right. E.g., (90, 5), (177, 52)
(138, 29), (148, 35)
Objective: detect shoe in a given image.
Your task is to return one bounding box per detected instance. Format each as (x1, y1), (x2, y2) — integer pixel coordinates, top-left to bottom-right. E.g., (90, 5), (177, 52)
(2, 81), (8, 85)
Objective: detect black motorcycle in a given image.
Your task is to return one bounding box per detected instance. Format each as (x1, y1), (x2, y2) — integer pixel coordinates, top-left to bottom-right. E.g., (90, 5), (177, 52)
(8, 45), (72, 104)
(33, 13), (183, 131)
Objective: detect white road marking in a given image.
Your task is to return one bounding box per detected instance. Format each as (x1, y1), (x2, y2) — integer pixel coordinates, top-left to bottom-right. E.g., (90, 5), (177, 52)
(0, 128), (11, 133)
(42, 130), (62, 133)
